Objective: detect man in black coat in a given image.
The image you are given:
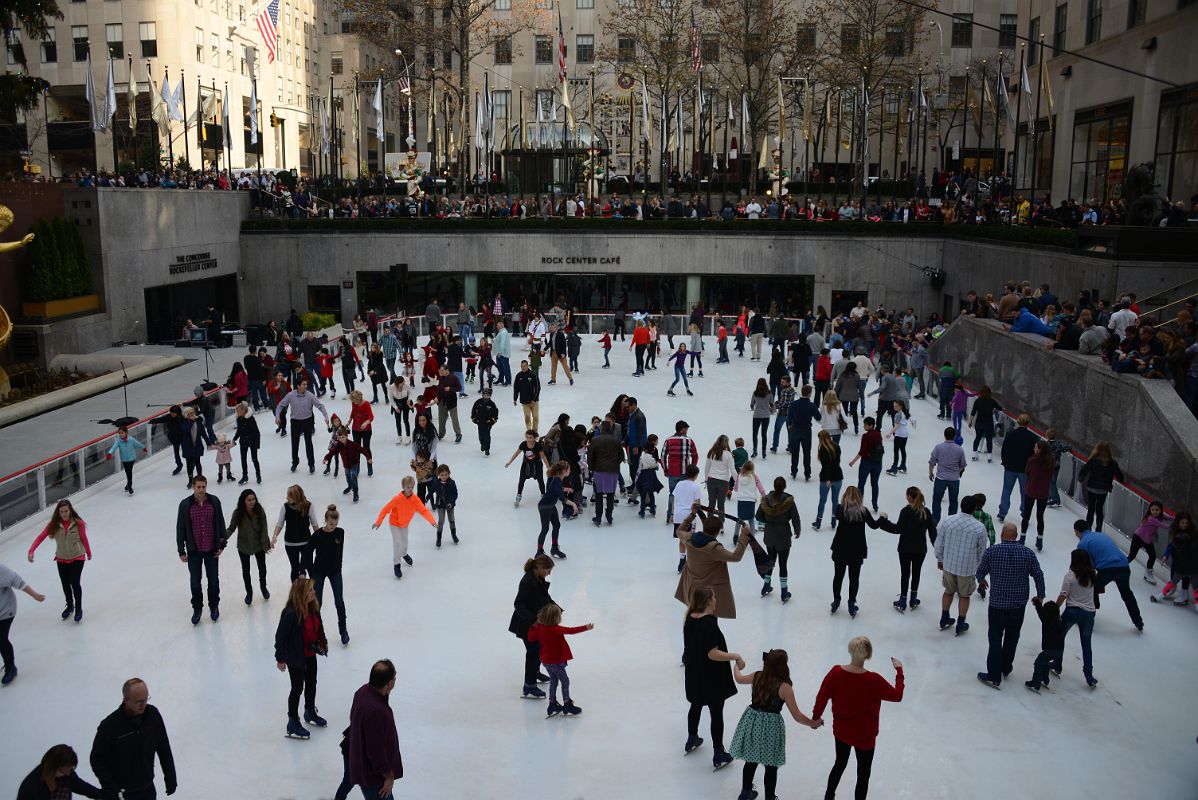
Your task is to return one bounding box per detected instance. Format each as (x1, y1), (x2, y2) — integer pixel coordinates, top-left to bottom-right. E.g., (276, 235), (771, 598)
(175, 476), (228, 625)
(90, 678), (177, 799)
(997, 414), (1039, 522)
(512, 360), (541, 433)
(508, 559), (556, 697)
(243, 344), (267, 410)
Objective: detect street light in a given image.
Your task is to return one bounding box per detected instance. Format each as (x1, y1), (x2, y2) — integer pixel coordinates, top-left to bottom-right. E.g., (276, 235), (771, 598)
(929, 20), (945, 170)
(394, 49), (416, 150)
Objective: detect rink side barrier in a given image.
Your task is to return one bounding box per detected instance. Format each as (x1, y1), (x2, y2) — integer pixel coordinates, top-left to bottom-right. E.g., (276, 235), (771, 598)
(0, 386), (230, 532)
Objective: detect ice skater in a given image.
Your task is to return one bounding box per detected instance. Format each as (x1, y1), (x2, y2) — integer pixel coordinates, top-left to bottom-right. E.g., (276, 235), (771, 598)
(429, 464), (459, 546)
(275, 577), (329, 740)
(227, 488), (271, 606)
(510, 554), (556, 699)
(105, 426), (146, 494)
(536, 462), (578, 559)
(527, 603), (593, 717)
(505, 429), (548, 506)
(27, 500), (91, 623)
(666, 343), (692, 396)
(877, 487), (938, 613)
(232, 402), (262, 485)
(311, 505), (349, 645)
(209, 433), (235, 484)
(371, 476), (436, 579)
(271, 485), (320, 581)
(469, 387), (499, 456)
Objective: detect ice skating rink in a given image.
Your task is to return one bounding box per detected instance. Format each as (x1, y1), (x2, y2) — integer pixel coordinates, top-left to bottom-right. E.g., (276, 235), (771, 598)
(2, 345), (1196, 799)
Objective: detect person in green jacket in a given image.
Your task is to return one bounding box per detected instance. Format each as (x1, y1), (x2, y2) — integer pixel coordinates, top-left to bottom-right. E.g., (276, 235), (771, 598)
(228, 489), (272, 606)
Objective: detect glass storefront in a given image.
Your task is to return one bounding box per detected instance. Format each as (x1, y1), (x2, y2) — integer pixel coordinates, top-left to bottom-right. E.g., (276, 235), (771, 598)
(1069, 101), (1132, 204)
(1155, 84), (1198, 204)
(1014, 119), (1055, 196)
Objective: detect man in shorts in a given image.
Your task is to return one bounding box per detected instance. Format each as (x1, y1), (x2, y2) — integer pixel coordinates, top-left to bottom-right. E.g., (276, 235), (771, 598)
(934, 494), (989, 637)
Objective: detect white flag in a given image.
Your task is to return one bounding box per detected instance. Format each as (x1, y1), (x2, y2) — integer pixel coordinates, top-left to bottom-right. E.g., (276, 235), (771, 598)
(727, 96), (734, 122)
(172, 79), (186, 122)
(741, 92), (749, 147)
(127, 68), (138, 131)
(372, 79), (384, 142)
(551, 93), (558, 124)
(148, 67), (170, 139)
(641, 78), (652, 144)
(320, 97), (330, 155)
(104, 52), (117, 131)
(85, 51), (104, 133)
(222, 86), (232, 151)
(1020, 64), (1034, 120)
(474, 92), (483, 154)
(250, 80), (259, 145)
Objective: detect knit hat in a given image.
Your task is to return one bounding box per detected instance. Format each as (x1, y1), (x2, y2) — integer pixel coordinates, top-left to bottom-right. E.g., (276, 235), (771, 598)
(193, 386), (205, 396)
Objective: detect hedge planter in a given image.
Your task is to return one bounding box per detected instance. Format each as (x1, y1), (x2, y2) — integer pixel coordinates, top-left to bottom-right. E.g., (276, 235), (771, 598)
(22, 294), (101, 320)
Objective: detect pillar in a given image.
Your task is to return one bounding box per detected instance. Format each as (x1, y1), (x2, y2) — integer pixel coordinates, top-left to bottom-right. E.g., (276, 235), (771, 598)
(465, 272), (478, 310)
(686, 275), (701, 311)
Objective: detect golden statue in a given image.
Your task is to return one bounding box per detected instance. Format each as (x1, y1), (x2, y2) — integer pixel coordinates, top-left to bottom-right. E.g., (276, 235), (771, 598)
(0, 204), (35, 399)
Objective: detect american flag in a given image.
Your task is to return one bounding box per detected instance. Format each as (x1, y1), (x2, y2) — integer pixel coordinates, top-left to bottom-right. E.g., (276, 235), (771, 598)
(397, 72), (411, 95)
(690, 8), (702, 73)
(557, 8), (567, 85)
(256, 0), (280, 64)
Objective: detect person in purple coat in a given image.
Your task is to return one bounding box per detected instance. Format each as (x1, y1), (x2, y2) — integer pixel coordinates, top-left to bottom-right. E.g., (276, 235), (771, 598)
(349, 660), (404, 800)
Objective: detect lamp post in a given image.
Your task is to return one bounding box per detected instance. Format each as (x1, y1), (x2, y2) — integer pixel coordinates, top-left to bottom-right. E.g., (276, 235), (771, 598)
(929, 19), (945, 171)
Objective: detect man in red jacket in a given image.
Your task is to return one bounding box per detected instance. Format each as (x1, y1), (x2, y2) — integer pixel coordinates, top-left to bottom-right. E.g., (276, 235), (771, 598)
(349, 660), (404, 800)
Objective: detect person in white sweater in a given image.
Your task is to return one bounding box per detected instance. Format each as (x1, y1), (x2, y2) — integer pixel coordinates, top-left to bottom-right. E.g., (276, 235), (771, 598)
(704, 435), (737, 530)
(733, 461), (766, 545)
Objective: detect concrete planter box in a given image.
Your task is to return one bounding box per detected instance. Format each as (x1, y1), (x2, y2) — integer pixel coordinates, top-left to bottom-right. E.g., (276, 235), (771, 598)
(22, 294), (101, 320)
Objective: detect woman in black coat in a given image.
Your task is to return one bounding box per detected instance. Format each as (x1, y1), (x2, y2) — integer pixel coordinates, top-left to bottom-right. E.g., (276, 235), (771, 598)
(17, 744), (104, 800)
(274, 576), (328, 739)
(830, 486), (884, 618)
(877, 486), (938, 612)
(509, 554), (555, 698)
(150, 404), (186, 476)
(682, 585), (744, 771)
(755, 476), (803, 603)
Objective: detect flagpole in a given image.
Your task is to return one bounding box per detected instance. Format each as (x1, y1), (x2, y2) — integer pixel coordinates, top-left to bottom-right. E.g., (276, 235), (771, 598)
(128, 55), (137, 174)
(992, 53), (1003, 197)
(87, 45), (98, 176)
(893, 90), (901, 202)
(1030, 36), (1045, 211)
(1011, 44), (1025, 219)
(906, 87), (914, 190)
(164, 66), (175, 169)
(833, 91), (841, 207)
(223, 82), (230, 180)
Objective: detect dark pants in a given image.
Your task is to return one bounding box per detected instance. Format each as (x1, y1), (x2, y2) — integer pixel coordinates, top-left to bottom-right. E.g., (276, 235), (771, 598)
(497, 355), (511, 384)
(742, 763), (779, 799)
(634, 344), (646, 373)
(592, 493), (614, 523)
(188, 551), (220, 611)
(313, 571), (347, 634)
(287, 654), (318, 719)
(857, 460), (882, 508)
(240, 551), (267, 594)
(898, 551), (925, 597)
(1085, 491), (1108, 532)
(519, 633), (541, 686)
(826, 737), (876, 800)
(185, 456), (203, 483)
(286, 543), (313, 581)
(1031, 648), (1064, 687)
(687, 698), (726, 751)
(973, 429), (994, 454)
(121, 461), (135, 490)
(171, 442), (183, 468)
(120, 789), (157, 800)
(1127, 537), (1157, 569)
(1021, 495), (1048, 536)
(250, 380), (269, 410)
(890, 437), (907, 470)
(789, 426), (813, 478)
(537, 506), (560, 550)
(393, 406), (411, 437)
(1094, 565), (1143, 628)
(931, 478), (960, 524)
(477, 423), (492, 452)
(983, 606), (1026, 683)
(291, 417), (316, 469)
(56, 559), (84, 609)
(239, 442), (261, 480)
(0, 617), (13, 670)
(841, 399), (859, 432)
(833, 560), (862, 602)
(751, 417), (769, 455)
(518, 472), (545, 497)
(767, 546), (790, 579)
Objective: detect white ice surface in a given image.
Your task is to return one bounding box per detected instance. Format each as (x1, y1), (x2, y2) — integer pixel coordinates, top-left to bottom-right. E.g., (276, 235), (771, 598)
(2, 344), (1196, 800)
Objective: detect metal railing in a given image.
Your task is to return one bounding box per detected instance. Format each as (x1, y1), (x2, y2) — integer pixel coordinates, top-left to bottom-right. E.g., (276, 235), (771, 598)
(0, 386), (232, 532)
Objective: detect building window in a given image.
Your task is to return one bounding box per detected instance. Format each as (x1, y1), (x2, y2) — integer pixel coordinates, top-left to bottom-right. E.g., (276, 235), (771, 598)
(443, 46), (452, 67)
(575, 33), (594, 63)
(578, 0), (595, 7)
(951, 13), (973, 47)
(1053, 4), (1067, 54)
(1028, 17), (1040, 64)
(4, 31), (19, 66)
(535, 35), (552, 63)
(104, 24), (123, 58)
(277, 77), (283, 103)
(1086, 0), (1102, 43)
(1070, 102), (1130, 203)
(211, 32), (220, 67)
(796, 23), (816, 54)
(139, 22), (157, 58)
(999, 15), (1017, 48)
(495, 35), (512, 64)
(840, 24), (859, 54)
(331, 51), (343, 74)
(495, 0), (511, 8)
(72, 26), (88, 61)
(492, 89), (511, 120)
(701, 34), (719, 63)
(1127, 0), (1146, 27)
(884, 24), (908, 56)
(196, 28), (205, 62)
(615, 35), (635, 63)
(41, 29), (56, 63)
(1155, 87), (1198, 202)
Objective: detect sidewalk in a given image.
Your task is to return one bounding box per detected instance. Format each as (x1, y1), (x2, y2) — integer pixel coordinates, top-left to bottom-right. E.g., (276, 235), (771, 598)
(0, 344), (247, 479)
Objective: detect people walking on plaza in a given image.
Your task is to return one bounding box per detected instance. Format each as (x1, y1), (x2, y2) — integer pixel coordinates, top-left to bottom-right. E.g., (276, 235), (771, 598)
(675, 505), (750, 619)
(666, 343), (692, 396)
(812, 637), (904, 800)
(928, 426), (967, 524)
(176, 475), (227, 625)
(228, 487), (270, 605)
(527, 603), (593, 717)
(89, 678), (176, 800)
(786, 385), (822, 481)
(428, 464), (460, 546)
(589, 422), (624, 526)
(1074, 520), (1144, 632)
(271, 485), (320, 581)
(27, 500), (90, 623)
(232, 402), (262, 485)
(0, 562), (45, 685)
(830, 487), (884, 617)
(513, 359), (541, 433)
(883, 401), (909, 475)
(105, 425), (146, 494)
(682, 585), (744, 769)
(275, 377), (331, 475)
(975, 522), (1046, 689)
(179, 407), (211, 487)
(878, 486), (937, 612)
(17, 744), (106, 800)
(756, 477), (803, 602)
(348, 660), (405, 800)
(348, 390), (376, 476)
(968, 386), (1002, 461)
(749, 379), (774, 459)
(1024, 594), (1065, 693)
(704, 435), (736, 528)
(1055, 548), (1100, 688)
(934, 494), (989, 636)
(814, 431), (844, 531)
(372, 476), (437, 579)
(729, 649), (823, 800)
(1021, 442), (1055, 550)
(274, 576), (329, 740)
(510, 554), (556, 698)
(1077, 441), (1124, 533)
(996, 414), (1037, 522)
(310, 505), (348, 645)
(848, 417), (884, 512)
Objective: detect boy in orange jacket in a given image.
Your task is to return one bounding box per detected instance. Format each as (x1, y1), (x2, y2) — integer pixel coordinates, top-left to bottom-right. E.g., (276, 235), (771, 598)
(371, 476), (436, 578)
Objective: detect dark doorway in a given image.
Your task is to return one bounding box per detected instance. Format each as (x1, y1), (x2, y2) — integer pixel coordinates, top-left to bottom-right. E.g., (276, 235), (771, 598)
(144, 275), (239, 344)
(830, 290), (868, 317)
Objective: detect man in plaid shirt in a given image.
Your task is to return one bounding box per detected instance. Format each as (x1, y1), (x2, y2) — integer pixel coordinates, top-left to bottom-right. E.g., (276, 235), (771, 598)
(934, 494), (989, 636)
(975, 522), (1045, 688)
(380, 323), (400, 381)
(661, 420), (698, 524)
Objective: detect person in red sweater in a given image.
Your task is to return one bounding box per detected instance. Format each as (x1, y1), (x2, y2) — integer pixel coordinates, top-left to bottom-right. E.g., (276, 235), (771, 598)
(526, 603), (593, 718)
(348, 390), (375, 477)
(812, 636), (904, 800)
(316, 348), (338, 398)
(848, 417), (885, 512)
(813, 348), (833, 404)
(629, 321), (651, 376)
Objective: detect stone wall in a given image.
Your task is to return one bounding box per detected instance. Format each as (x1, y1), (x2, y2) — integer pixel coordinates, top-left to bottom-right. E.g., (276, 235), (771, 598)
(930, 316), (1198, 513)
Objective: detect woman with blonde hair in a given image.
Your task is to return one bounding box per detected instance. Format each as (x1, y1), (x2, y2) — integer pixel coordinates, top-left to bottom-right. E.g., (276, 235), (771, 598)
(274, 577), (328, 740)
(877, 486), (937, 612)
(704, 435), (736, 526)
(271, 485), (320, 580)
(27, 500), (90, 622)
(814, 430), (844, 530)
(830, 487), (885, 617)
(812, 637), (905, 800)
(820, 389), (846, 445)
(1077, 441), (1123, 533)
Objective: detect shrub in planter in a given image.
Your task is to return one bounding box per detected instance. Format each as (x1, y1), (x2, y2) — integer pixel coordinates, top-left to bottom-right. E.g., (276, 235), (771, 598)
(300, 311), (336, 330)
(23, 219), (60, 302)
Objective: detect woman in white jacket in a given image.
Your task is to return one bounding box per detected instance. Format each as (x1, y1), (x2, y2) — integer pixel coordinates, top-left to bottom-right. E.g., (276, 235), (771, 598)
(704, 435), (736, 529)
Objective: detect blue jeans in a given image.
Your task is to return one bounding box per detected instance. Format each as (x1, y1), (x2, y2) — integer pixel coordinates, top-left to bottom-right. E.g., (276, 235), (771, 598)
(951, 411), (964, 443)
(546, 661), (571, 702)
(249, 380), (269, 410)
(458, 323), (472, 342)
(1060, 606), (1095, 679)
(669, 365), (690, 391)
(997, 470), (1027, 519)
(345, 465), (360, 497)
(1048, 466), (1062, 504)
(984, 605), (1026, 684)
(817, 480), (842, 524)
(496, 355), (511, 384)
(453, 371), (466, 395)
(857, 460), (882, 508)
(771, 414), (788, 450)
(603, 348), (611, 366)
(931, 478), (960, 524)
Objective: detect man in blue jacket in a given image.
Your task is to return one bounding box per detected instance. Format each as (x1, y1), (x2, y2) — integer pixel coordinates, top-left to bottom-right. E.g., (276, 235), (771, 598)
(625, 396), (648, 487)
(785, 385), (822, 481)
(1074, 520), (1144, 632)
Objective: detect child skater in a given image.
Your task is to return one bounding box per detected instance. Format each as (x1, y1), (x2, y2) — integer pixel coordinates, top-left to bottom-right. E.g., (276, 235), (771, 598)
(526, 603), (593, 718)
(371, 476), (436, 579)
(635, 434), (663, 517)
(232, 402), (262, 485)
(324, 414), (347, 477)
(469, 387), (499, 456)
(105, 425), (146, 494)
(729, 650), (823, 800)
(399, 349), (416, 382)
(429, 464), (459, 547)
(1130, 500), (1171, 585)
(688, 323), (704, 377)
(884, 400), (910, 476)
(567, 328), (582, 373)
(339, 336), (360, 395)
(733, 459), (765, 543)
(666, 343), (692, 397)
(310, 504), (349, 645)
(598, 327), (612, 368)
(1025, 595), (1065, 693)
(317, 347), (338, 398)
(210, 433), (235, 483)
(411, 448), (436, 503)
(505, 429), (549, 507)
(950, 383), (972, 444)
(325, 430), (371, 503)
(537, 462), (578, 559)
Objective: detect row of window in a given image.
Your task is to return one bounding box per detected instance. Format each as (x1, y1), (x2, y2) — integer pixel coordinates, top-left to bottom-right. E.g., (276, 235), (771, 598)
(1028, 0), (1153, 65)
(4, 23), (159, 63)
(947, 14), (1020, 49)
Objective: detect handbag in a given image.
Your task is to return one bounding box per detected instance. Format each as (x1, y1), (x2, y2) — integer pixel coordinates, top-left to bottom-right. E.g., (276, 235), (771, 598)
(837, 413), (848, 432)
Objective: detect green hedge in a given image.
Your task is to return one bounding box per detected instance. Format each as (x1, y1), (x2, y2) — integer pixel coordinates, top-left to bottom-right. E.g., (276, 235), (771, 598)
(24, 217), (92, 302)
(241, 216), (1079, 249)
(300, 311), (337, 331)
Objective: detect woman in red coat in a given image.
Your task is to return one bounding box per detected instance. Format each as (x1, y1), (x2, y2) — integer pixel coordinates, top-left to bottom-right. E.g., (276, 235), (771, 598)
(348, 390), (375, 477)
(812, 636), (904, 800)
(1021, 441), (1056, 551)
